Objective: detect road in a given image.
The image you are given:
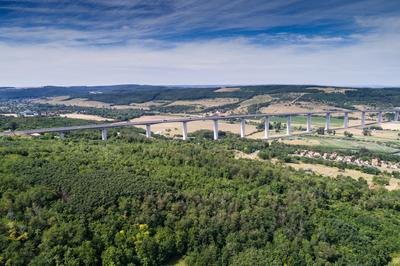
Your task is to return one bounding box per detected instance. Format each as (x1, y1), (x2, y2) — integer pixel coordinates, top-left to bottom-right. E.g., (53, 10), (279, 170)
(0, 109), (397, 136)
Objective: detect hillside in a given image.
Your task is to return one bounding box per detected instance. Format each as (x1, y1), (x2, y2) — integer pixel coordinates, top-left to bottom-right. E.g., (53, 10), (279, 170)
(1, 131), (400, 265)
(2, 86), (400, 119)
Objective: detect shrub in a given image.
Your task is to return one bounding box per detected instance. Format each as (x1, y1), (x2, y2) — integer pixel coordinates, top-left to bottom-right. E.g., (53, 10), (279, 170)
(372, 175), (390, 186)
(362, 166), (381, 175)
(317, 127), (325, 135)
(363, 128), (372, 136)
(344, 131), (353, 138)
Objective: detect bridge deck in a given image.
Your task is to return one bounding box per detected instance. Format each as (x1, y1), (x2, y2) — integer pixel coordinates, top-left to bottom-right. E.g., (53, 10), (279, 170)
(0, 109), (398, 137)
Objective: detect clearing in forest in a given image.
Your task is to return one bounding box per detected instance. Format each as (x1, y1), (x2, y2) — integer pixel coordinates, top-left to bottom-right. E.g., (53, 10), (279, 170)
(214, 87), (241, 92)
(286, 162), (400, 191)
(59, 113), (114, 121)
(166, 98), (240, 108)
(260, 101), (349, 113)
(33, 96), (140, 109)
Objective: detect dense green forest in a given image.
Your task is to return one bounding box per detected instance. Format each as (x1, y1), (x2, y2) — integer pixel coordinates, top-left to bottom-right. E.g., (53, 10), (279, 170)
(0, 85), (169, 100)
(1, 130), (400, 265)
(75, 86), (400, 107)
(81, 85), (317, 105)
(53, 85), (400, 108)
(303, 88), (400, 108)
(0, 116), (94, 131)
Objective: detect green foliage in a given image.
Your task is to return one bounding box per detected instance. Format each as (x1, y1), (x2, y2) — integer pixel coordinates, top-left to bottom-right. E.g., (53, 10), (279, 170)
(317, 127), (325, 135)
(344, 131), (353, 138)
(361, 166), (381, 175)
(303, 87), (400, 108)
(392, 171), (400, 179)
(373, 176), (390, 186)
(363, 128), (372, 136)
(0, 116), (92, 131)
(369, 126), (383, 130)
(1, 136), (400, 265)
(82, 85), (314, 105)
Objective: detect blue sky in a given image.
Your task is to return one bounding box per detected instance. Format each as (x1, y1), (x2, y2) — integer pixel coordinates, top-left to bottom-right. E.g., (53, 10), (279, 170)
(0, 0), (400, 86)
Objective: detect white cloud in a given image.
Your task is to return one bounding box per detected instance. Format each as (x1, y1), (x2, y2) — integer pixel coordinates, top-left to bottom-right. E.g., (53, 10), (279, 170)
(1, 17), (399, 87)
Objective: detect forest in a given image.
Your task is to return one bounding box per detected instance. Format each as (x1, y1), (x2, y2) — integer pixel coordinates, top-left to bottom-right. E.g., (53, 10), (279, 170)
(45, 86), (400, 108)
(1, 129), (400, 265)
(0, 116), (93, 131)
(3, 86), (400, 123)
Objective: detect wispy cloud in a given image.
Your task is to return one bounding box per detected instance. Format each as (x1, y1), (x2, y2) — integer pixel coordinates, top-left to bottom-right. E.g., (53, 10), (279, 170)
(1, 0), (399, 45)
(0, 0), (399, 86)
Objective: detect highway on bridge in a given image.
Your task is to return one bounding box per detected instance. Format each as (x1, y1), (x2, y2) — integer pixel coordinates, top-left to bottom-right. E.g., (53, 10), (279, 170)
(0, 109), (398, 140)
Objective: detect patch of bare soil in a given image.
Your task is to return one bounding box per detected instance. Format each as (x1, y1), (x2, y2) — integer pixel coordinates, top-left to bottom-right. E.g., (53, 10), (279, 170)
(381, 122), (400, 131)
(166, 98), (239, 108)
(234, 151), (400, 191)
(130, 101), (169, 109)
(282, 139), (321, 145)
(234, 151), (260, 160)
(60, 113), (114, 121)
(286, 163), (400, 190)
(130, 115), (259, 137)
(307, 87), (356, 94)
(214, 87), (241, 92)
(287, 162), (400, 191)
(33, 96), (151, 110)
(352, 104), (377, 111)
(0, 113), (18, 117)
(289, 162), (400, 190)
(260, 101), (349, 114)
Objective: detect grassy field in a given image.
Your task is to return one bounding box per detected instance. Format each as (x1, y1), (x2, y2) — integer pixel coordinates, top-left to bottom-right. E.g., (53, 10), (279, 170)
(285, 135), (400, 154)
(267, 115), (345, 127)
(286, 162), (400, 191)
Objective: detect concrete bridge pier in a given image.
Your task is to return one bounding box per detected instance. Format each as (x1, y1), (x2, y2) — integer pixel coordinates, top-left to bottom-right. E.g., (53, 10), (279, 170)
(344, 112), (349, 129)
(286, 115), (292, 136)
(240, 118), (246, 138)
(264, 116), (270, 139)
(361, 112), (366, 128)
(213, 120), (219, 140)
(325, 112), (331, 131)
(101, 128), (108, 141)
(145, 125), (151, 138)
(182, 122), (188, 140)
(378, 112), (383, 125)
(306, 113), (312, 133)
(60, 132), (65, 140)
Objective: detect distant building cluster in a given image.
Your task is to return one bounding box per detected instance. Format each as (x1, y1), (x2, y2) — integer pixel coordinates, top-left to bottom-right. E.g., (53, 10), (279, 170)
(19, 110), (39, 117)
(295, 150), (400, 170)
(17, 110), (59, 117)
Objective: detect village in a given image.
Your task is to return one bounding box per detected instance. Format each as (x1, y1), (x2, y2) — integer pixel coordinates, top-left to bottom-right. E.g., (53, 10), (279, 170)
(294, 150), (400, 171)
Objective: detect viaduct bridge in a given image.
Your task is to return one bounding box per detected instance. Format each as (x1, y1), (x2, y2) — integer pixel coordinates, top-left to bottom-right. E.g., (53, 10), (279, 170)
(1, 109), (399, 141)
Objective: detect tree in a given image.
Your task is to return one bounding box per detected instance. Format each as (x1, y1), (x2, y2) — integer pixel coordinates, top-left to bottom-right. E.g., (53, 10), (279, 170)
(8, 121), (18, 131)
(363, 128), (372, 136)
(317, 127), (325, 135)
(344, 131), (353, 138)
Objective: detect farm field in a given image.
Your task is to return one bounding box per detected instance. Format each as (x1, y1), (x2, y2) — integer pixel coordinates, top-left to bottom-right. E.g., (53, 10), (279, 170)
(286, 162), (400, 190)
(59, 113), (114, 121)
(33, 96), (138, 109)
(130, 115), (259, 137)
(284, 134), (400, 153)
(260, 101), (348, 113)
(166, 98), (240, 108)
(214, 87), (241, 92)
